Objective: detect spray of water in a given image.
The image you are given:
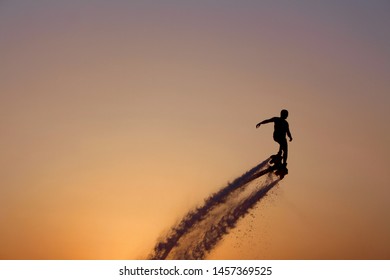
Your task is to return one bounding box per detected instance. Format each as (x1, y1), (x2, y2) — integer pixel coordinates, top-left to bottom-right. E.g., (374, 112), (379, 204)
(149, 158), (280, 259)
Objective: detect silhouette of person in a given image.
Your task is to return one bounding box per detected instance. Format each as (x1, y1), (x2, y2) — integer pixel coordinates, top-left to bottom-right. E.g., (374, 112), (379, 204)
(256, 109), (293, 166)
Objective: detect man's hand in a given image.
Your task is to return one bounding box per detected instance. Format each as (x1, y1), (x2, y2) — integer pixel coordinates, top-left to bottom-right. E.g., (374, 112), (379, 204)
(256, 123), (261, 128)
(289, 137), (293, 142)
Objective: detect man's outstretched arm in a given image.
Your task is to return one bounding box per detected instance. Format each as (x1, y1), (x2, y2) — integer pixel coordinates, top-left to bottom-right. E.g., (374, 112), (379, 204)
(256, 117), (275, 128)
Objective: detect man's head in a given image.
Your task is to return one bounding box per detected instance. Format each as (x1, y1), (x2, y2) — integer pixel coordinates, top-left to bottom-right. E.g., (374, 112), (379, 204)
(280, 109), (289, 119)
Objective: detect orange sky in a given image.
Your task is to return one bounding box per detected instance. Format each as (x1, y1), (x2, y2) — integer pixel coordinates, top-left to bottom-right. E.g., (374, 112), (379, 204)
(1, 1), (390, 259)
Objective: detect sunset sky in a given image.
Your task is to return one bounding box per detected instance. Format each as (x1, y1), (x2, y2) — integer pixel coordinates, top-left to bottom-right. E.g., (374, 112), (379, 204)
(1, 0), (390, 259)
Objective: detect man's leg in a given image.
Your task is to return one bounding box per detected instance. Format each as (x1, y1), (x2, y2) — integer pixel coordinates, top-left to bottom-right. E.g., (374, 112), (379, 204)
(274, 137), (283, 157)
(281, 138), (288, 166)
(277, 144), (282, 156)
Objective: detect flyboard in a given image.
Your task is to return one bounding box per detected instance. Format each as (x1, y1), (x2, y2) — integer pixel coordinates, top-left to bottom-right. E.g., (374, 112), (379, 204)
(251, 154), (288, 180)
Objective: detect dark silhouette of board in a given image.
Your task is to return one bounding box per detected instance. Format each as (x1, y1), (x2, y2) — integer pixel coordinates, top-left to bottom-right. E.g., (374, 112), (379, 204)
(252, 154), (288, 180)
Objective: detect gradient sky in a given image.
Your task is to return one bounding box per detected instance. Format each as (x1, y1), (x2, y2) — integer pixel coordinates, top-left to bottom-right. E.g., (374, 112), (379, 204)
(1, 0), (390, 259)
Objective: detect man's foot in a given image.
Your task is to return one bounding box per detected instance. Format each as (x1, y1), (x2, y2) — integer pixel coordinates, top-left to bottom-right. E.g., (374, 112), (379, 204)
(275, 165), (288, 178)
(270, 154), (282, 165)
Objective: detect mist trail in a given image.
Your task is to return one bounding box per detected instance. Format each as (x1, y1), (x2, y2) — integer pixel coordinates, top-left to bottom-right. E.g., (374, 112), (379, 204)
(149, 158), (280, 260)
(149, 158), (270, 260)
(171, 176), (279, 259)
